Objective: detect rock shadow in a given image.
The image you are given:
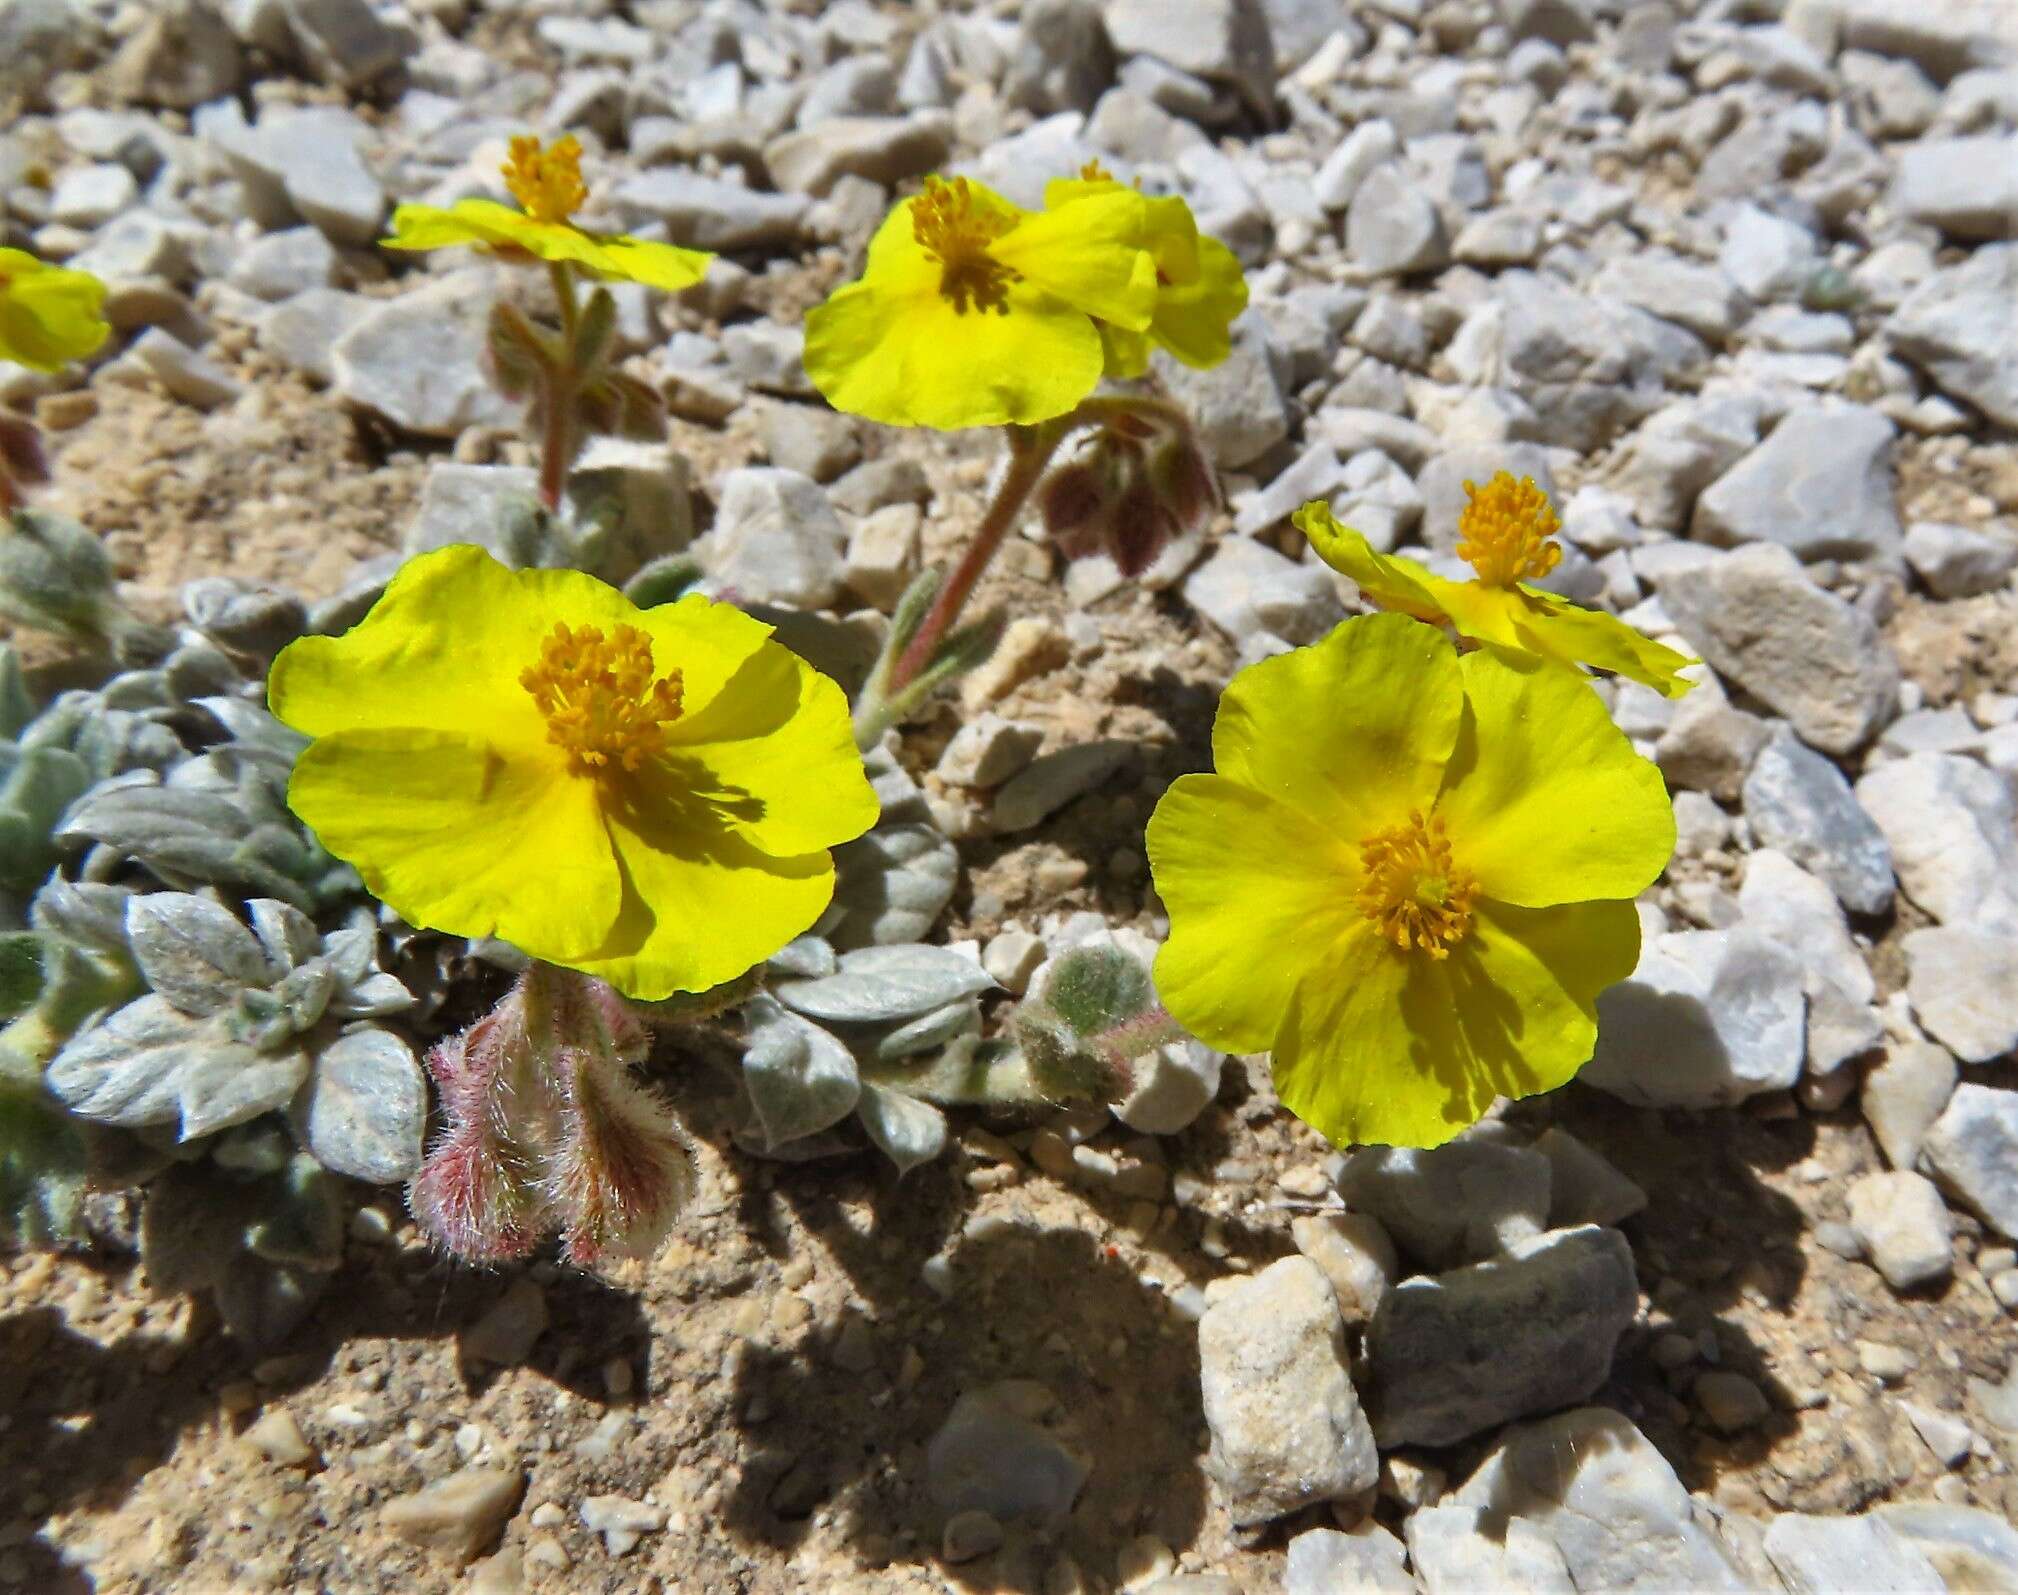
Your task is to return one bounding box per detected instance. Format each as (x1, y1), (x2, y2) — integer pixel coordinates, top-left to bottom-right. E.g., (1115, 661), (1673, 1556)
(718, 1212), (1210, 1590)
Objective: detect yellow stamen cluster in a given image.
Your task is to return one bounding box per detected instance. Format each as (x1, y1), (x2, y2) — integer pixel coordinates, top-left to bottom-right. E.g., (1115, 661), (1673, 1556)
(1455, 471), (1563, 588)
(503, 134), (588, 226)
(1356, 809), (1478, 959)
(1080, 159), (1115, 182)
(521, 622), (684, 777)
(912, 176), (1019, 315)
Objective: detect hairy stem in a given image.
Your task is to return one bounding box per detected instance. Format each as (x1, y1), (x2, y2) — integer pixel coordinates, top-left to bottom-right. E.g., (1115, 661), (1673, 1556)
(888, 418), (1069, 695)
(537, 261), (582, 513)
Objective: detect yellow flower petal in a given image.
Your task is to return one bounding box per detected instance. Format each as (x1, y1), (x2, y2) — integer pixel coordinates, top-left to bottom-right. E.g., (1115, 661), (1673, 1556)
(1511, 589), (1701, 699)
(1295, 504), (1450, 621)
(993, 187), (1158, 330)
(289, 727), (621, 959)
(383, 201), (712, 292)
(577, 808), (838, 999)
(1146, 232), (1247, 369)
(804, 270), (1104, 428)
(663, 641), (881, 856)
(1147, 774), (1359, 1055)
(1276, 896), (1640, 1148)
(1211, 612), (1459, 839)
(1436, 646), (1677, 908)
(0, 249), (110, 372)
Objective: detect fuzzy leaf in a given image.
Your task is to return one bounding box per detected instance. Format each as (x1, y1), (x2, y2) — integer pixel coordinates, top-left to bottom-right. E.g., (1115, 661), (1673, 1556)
(290, 1026), (426, 1184)
(772, 944), (994, 1024)
(855, 1082), (946, 1176)
(1042, 943), (1156, 1036)
(0, 1083), (86, 1247)
(48, 995), (310, 1138)
(127, 894), (274, 1015)
(766, 936), (837, 980)
(863, 1034), (1042, 1108)
(0, 933), (44, 1020)
(873, 995), (980, 1062)
(742, 995), (861, 1148)
(0, 644), (32, 739)
(193, 697), (310, 763)
(249, 900), (320, 974)
(244, 1156), (346, 1272)
(826, 824), (959, 950)
(622, 553), (705, 610)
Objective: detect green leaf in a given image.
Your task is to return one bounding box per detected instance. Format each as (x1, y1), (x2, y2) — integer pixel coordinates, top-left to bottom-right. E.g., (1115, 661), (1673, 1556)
(0, 933), (46, 1021)
(1044, 943), (1155, 1035)
(0, 1081), (87, 1247)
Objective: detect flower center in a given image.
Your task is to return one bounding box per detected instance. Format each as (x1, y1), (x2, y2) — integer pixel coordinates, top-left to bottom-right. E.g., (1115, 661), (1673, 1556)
(1356, 809), (1478, 959)
(520, 622), (683, 777)
(1455, 471), (1563, 587)
(911, 176), (1019, 315)
(503, 134), (587, 226)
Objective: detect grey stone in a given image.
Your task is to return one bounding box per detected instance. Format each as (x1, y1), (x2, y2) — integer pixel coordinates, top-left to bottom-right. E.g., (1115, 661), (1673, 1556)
(1290, 1210), (1397, 1326)
(1923, 1085), (2018, 1240)
(1198, 1256), (1377, 1525)
(276, 0), (415, 88)
(218, 108), (385, 247)
(1611, 395), (1762, 533)
(1504, 0), (1599, 45)
(1589, 253), (1746, 344)
(382, 1468), (525, 1564)
(1309, 406), (1436, 473)
(459, 1279), (547, 1369)
(936, 716), (1042, 789)
(1231, 443), (1347, 538)
(1446, 1408), (1754, 1590)
(1741, 728), (1895, 914)
(1888, 245), (2018, 430)
(1718, 204), (1819, 302)
(579, 1494), (664, 1557)
(0, 0), (82, 103)
(1900, 1402), (1974, 1467)
(1848, 1170), (1954, 1290)
(1347, 162), (1450, 277)
(1314, 119), (1399, 212)
(765, 113), (952, 198)
(1891, 135), (2018, 240)
(1584, 928), (1807, 1108)
(402, 464), (539, 567)
(1335, 1136), (1551, 1269)
(1533, 1127), (1648, 1227)
(991, 740), (1132, 833)
(1696, 1370), (1773, 1433)
(613, 169), (809, 252)
(1654, 676), (1771, 802)
(1005, 0), (1114, 113)
(1452, 272), (1704, 451)
(1330, 449), (1424, 552)
(131, 330), (245, 410)
(1790, 0), (2018, 80)
(1407, 1506), (1577, 1593)
(842, 504), (919, 609)
(1862, 1042), (1958, 1173)
(1763, 1514), (1945, 1595)
(1904, 927), (2018, 1065)
(1857, 753), (2018, 934)
(229, 227), (337, 302)
(1693, 404), (1901, 567)
(1103, 0), (1277, 121)
(700, 468), (848, 610)
(67, 213), (194, 285)
(1153, 312), (1289, 468)
(1661, 544), (1899, 756)
(1286, 1523), (1415, 1594)
(757, 404), (859, 484)
(1904, 521), (2018, 599)
(1115, 1036), (1223, 1135)
(1366, 1226), (1637, 1448)
(1452, 207), (1545, 267)
(1738, 847), (1876, 1062)
(797, 56), (897, 127)
(1876, 1504), (2018, 1594)
(1182, 536), (1344, 645)
(925, 1381), (1088, 1529)
(332, 269), (511, 438)
(52, 165), (139, 229)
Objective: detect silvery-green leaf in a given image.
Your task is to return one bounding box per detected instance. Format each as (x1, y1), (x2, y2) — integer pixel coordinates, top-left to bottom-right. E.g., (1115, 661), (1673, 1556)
(244, 1155), (346, 1271)
(99, 669), (172, 711)
(163, 639), (243, 702)
(873, 995), (981, 1062)
(47, 995), (309, 1138)
(772, 944), (994, 1024)
(272, 960), (335, 1034)
(181, 580), (305, 659)
(0, 1085), (86, 1247)
(1040, 942), (1156, 1035)
(827, 822), (960, 949)
(767, 935), (837, 979)
(319, 924), (375, 988)
(31, 880), (134, 954)
(20, 690), (91, 752)
(139, 1161), (237, 1293)
(61, 785), (319, 912)
(249, 900), (319, 974)
(0, 933), (42, 1020)
(163, 752), (233, 793)
(127, 894), (274, 1014)
(290, 1026), (425, 1183)
(214, 1261), (328, 1350)
(212, 1118), (293, 1176)
(864, 1034), (1041, 1107)
(742, 995), (861, 1148)
(329, 971), (414, 1020)
(195, 697), (310, 762)
(0, 645), (32, 740)
(856, 1083), (946, 1175)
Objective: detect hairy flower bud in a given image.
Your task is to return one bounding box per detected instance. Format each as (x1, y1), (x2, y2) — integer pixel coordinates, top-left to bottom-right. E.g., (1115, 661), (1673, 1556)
(407, 964), (697, 1267)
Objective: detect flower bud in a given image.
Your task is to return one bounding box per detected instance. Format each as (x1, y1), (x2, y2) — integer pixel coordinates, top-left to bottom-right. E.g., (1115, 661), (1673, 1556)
(1149, 435), (1218, 534)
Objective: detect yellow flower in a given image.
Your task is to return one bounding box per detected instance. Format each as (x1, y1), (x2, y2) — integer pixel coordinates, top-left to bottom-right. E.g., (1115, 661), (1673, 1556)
(802, 173), (1161, 429)
(1296, 472), (1699, 699)
(269, 546), (877, 999)
(1045, 166), (1248, 377)
(0, 249), (110, 372)
(1146, 612), (1675, 1149)
(383, 134), (712, 293)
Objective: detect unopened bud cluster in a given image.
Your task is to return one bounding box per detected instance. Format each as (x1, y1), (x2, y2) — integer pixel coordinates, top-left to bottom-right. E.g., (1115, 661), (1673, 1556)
(410, 964), (696, 1268)
(1038, 411), (1216, 578)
